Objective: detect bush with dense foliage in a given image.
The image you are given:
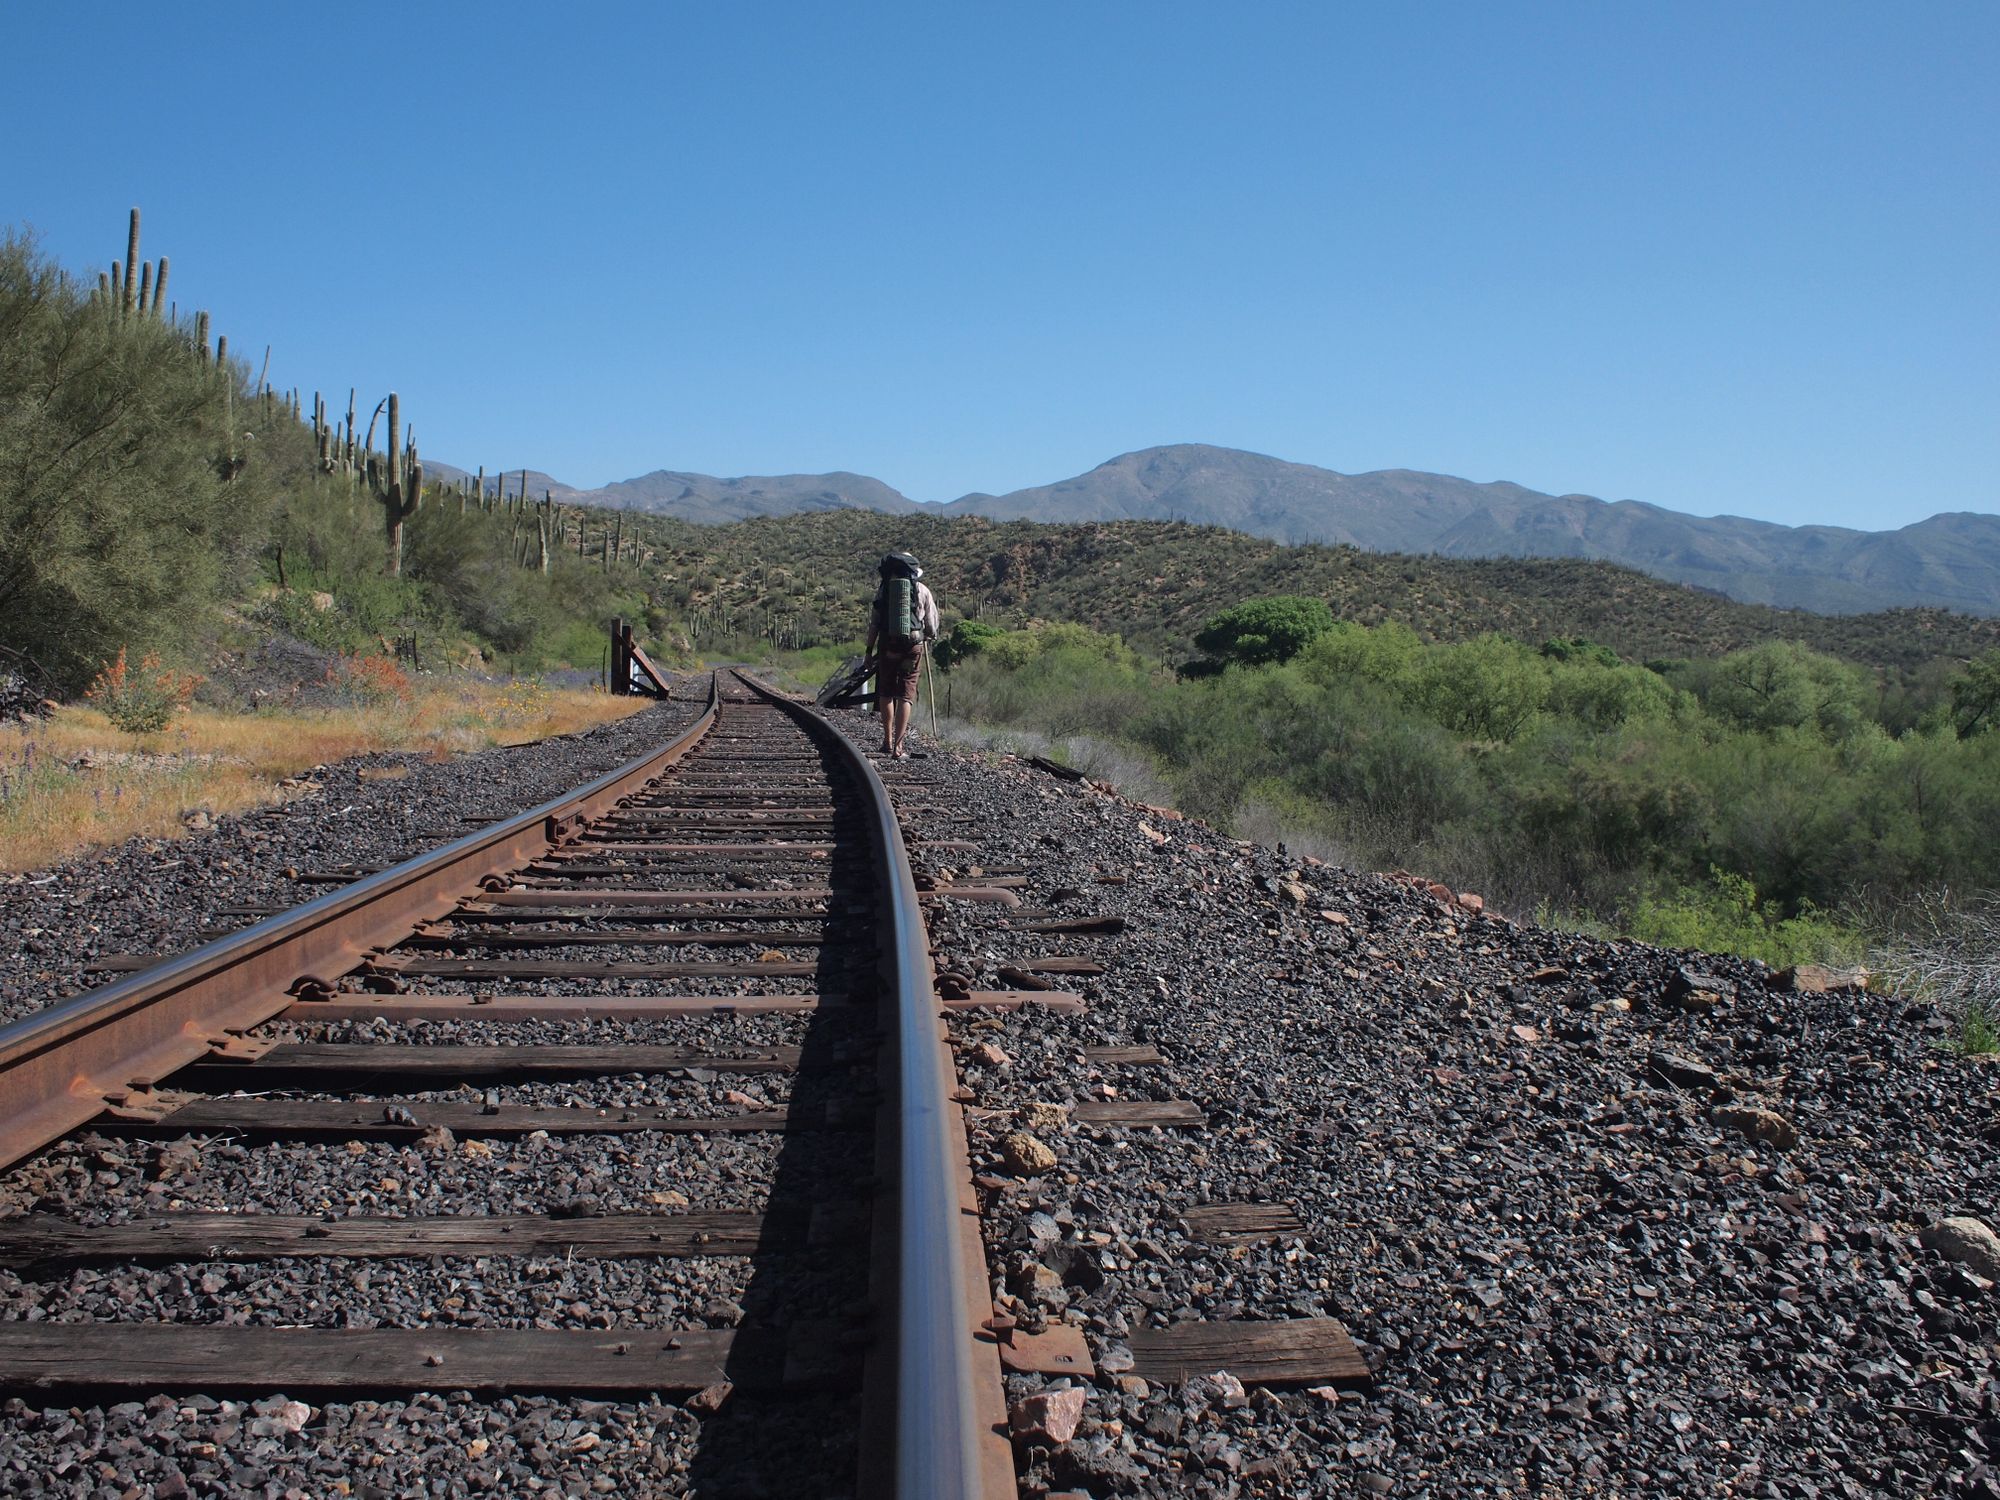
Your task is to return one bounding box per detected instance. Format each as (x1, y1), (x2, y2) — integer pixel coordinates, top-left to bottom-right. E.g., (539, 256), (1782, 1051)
(0, 234), (280, 692)
(1190, 594), (1335, 667)
(930, 601), (2000, 955)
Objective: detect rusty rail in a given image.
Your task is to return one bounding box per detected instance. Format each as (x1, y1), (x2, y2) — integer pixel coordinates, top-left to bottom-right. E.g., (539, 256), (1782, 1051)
(0, 679), (719, 1173)
(735, 672), (1013, 1498)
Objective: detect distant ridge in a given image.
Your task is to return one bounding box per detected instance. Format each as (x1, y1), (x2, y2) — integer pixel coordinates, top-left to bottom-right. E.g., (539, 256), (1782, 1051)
(432, 443), (2000, 616)
(587, 469), (920, 524)
(944, 446), (2000, 616)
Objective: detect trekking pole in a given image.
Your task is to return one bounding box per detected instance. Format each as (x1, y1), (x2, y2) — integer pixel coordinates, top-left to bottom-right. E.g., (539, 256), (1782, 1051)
(923, 652), (940, 745)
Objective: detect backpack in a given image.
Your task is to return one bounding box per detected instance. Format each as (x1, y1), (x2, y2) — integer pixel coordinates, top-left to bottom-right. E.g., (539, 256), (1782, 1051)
(879, 575), (919, 650)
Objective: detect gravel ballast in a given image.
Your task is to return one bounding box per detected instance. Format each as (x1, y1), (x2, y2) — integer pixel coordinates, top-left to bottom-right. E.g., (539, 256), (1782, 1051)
(0, 697), (705, 1025)
(0, 690), (1991, 1496)
(857, 712), (1996, 1499)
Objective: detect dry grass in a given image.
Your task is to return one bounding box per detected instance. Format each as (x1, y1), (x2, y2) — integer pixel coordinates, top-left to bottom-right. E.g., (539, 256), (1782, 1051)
(0, 679), (649, 872)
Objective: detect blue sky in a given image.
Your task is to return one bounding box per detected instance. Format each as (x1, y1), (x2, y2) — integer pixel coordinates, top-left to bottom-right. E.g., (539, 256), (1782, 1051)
(7, 3), (1994, 529)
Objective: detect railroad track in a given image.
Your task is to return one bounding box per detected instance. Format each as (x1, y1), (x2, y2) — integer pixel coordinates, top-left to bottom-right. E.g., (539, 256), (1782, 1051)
(0, 672), (1016, 1496)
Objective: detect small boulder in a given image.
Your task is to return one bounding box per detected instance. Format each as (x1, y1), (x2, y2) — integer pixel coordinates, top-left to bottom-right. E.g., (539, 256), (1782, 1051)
(685, 1381), (733, 1414)
(1010, 1385), (1086, 1445)
(1013, 1261), (1067, 1308)
(1021, 1102), (1072, 1134)
(1665, 967), (1733, 1012)
(1919, 1217), (2000, 1282)
(250, 1397), (313, 1435)
(973, 1042), (1011, 1069)
(1457, 892), (1485, 914)
(1648, 1051), (1721, 1092)
(1184, 1370), (1248, 1411)
(1709, 1104), (1799, 1152)
(1097, 1344), (1136, 1375)
(1000, 1131), (1059, 1177)
(1278, 879), (1311, 905)
(1771, 963), (1868, 994)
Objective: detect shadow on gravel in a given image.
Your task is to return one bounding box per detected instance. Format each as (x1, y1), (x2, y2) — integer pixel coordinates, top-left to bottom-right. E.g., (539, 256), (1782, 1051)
(683, 735), (874, 1498)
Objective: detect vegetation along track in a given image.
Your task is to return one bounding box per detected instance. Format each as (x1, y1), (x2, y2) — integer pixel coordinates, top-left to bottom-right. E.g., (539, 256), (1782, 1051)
(0, 672), (1028, 1496)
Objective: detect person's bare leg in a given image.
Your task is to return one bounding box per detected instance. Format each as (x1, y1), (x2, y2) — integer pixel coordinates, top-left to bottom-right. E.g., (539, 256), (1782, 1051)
(887, 699), (911, 754)
(878, 694), (894, 753)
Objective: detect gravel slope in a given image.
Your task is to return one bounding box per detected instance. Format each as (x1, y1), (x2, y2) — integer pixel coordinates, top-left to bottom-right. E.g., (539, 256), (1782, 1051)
(0, 698), (704, 1025)
(0, 693), (1991, 1497)
(863, 715), (1997, 1499)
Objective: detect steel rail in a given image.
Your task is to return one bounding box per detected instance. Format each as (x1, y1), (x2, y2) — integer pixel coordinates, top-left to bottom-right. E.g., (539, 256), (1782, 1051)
(0, 678), (720, 1173)
(734, 672), (1012, 1499)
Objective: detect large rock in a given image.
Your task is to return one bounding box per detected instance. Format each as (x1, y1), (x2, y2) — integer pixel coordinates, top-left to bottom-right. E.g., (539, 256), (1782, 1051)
(1710, 1104), (1799, 1152)
(1665, 967), (1733, 1012)
(1771, 963), (1868, 994)
(1001, 1131), (1059, 1177)
(1010, 1385), (1086, 1445)
(1021, 1102), (1072, 1134)
(1648, 1051), (1721, 1092)
(1014, 1261), (1068, 1309)
(1919, 1217), (2000, 1281)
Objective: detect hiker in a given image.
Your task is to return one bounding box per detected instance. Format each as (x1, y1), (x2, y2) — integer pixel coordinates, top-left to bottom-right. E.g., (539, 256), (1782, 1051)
(863, 550), (940, 758)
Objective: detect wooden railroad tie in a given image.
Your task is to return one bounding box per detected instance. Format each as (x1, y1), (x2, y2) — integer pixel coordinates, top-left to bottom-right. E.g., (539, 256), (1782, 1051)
(1126, 1318), (1370, 1389)
(1179, 1203), (1307, 1246)
(0, 1210), (798, 1268)
(89, 1100), (804, 1140)
(176, 1042), (803, 1087)
(0, 1324), (858, 1396)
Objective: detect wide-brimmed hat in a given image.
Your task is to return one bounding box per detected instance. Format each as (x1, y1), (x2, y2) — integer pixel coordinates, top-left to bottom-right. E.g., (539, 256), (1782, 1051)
(882, 551), (924, 579)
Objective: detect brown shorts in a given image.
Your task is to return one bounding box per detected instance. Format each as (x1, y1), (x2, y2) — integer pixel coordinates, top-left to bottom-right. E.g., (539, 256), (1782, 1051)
(876, 647), (922, 705)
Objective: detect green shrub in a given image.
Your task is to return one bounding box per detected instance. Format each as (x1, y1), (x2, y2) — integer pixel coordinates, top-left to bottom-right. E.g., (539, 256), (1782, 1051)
(1627, 867), (1864, 969)
(0, 234), (282, 692)
(1193, 595), (1336, 666)
(935, 619), (1005, 670)
(1687, 641), (1868, 739)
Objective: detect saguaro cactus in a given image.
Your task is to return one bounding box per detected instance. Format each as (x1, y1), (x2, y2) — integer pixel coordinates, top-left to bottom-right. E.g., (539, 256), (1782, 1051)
(122, 209), (140, 316)
(151, 257), (168, 318)
(368, 392), (424, 577)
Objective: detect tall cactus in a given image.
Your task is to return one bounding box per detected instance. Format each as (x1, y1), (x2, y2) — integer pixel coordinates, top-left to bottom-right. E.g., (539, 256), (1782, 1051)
(122, 209), (140, 316)
(369, 392), (423, 577)
(195, 311), (210, 360)
(151, 257), (168, 318)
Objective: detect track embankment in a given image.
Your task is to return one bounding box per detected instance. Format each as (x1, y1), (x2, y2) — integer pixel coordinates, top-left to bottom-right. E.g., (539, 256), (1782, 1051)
(0, 687), (1989, 1498)
(0, 698), (707, 1024)
(850, 713), (1992, 1499)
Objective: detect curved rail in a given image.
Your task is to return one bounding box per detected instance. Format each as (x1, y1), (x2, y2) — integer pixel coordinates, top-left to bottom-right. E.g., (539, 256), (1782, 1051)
(0, 678), (720, 1172)
(734, 671), (1011, 1499)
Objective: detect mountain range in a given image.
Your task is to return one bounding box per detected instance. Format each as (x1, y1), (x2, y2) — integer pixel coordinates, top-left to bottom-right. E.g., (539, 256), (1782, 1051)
(434, 445), (2000, 616)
